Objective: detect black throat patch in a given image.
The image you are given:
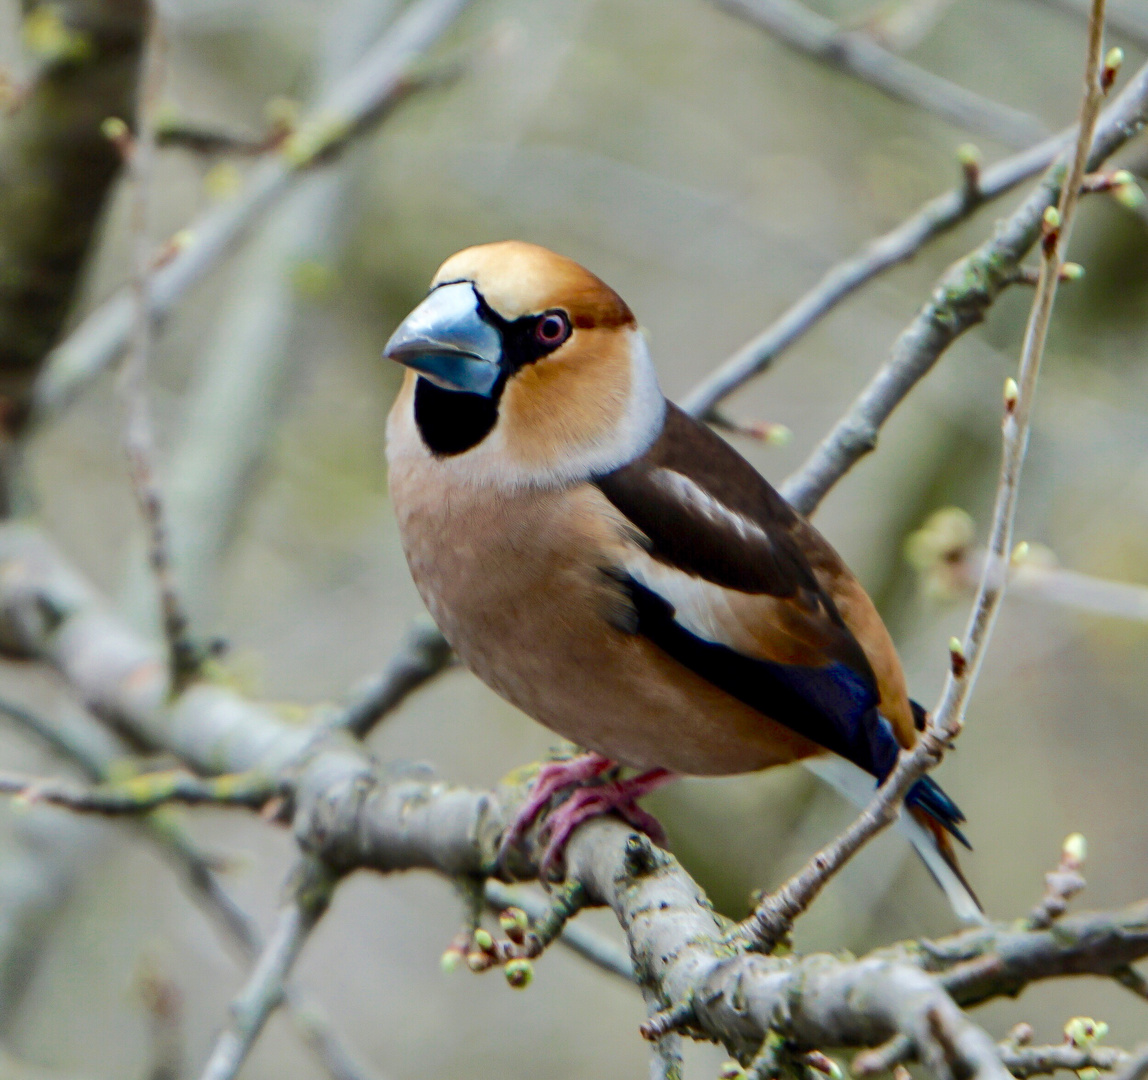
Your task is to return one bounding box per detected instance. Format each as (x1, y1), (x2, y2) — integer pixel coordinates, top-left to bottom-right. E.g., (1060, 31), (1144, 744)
(413, 377), (502, 456)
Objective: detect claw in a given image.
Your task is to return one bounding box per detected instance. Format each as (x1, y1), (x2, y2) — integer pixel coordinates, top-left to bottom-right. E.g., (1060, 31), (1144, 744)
(497, 752), (613, 866)
(537, 768), (674, 881)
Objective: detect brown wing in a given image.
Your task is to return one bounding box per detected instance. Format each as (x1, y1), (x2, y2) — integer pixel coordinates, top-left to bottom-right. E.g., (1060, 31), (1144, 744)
(594, 403), (877, 683)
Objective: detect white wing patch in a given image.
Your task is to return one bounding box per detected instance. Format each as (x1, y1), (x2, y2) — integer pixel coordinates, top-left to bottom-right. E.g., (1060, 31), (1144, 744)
(649, 468), (775, 553)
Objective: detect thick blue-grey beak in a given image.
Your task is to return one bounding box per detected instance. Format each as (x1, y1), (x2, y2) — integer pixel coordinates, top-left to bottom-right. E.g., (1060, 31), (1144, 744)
(383, 281), (503, 397)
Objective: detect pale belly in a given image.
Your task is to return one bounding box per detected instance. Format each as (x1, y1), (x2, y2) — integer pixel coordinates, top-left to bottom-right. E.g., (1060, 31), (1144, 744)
(388, 461), (820, 776)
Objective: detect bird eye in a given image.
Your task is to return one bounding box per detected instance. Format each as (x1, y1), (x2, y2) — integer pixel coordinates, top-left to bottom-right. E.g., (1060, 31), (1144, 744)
(534, 311), (570, 348)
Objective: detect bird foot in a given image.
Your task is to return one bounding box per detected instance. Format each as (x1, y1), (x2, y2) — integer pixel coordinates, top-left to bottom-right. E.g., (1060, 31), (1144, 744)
(536, 767), (674, 881)
(497, 753), (675, 881)
(497, 752), (614, 868)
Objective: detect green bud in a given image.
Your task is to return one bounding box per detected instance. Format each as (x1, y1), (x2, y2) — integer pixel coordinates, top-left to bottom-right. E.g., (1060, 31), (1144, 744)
(101, 116), (129, 143)
(766, 424), (792, 447)
(956, 142), (982, 168)
(1004, 376), (1019, 411)
(1011, 541), (1030, 565)
(1060, 262), (1084, 282)
(1104, 46), (1124, 75)
(1063, 832), (1087, 865)
(440, 948), (462, 974)
(473, 928), (495, 952)
(1043, 206), (1062, 230)
(504, 958), (534, 989)
(1065, 1017), (1108, 1047)
(1114, 181), (1147, 210)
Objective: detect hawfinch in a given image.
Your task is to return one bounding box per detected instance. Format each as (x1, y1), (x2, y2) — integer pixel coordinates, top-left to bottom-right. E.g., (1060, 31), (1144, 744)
(384, 241), (981, 922)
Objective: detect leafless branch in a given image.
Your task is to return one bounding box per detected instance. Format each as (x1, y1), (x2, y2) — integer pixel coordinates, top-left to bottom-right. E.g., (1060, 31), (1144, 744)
(118, 11), (201, 688)
(929, 0), (1108, 739)
(682, 119), (1101, 423)
(330, 621), (455, 738)
(999, 1041), (1130, 1078)
(0, 767), (277, 814)
(710, 0), (1050, 148)
(197, 858), (338, 1080)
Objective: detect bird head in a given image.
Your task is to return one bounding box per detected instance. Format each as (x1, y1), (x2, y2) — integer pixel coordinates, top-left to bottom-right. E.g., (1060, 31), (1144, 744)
(384, 241), (664, 486)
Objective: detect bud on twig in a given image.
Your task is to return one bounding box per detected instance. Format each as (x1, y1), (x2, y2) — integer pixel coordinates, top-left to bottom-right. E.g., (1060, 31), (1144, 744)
(101, 115), (134, 159)
(1004, 377), (1019, 414)
(1041, 205), (1061, 254)
(1101, 46), (1124, 92)
(957, 142), (981, 198)
(504, 958), (533, 989)
(948, 637), (966, 678)
(500, 907), (529, 945)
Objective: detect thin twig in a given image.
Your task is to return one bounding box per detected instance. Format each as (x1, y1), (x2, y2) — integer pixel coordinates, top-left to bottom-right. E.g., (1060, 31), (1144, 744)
(0, 767), (278, 814)
(929, 0), (1107, 740)
(118, 11), (200, 689)
(1000, 1042), (1130, 1079)
(483, 880), (635, 981)
(731, 0), (1111, 953)
(197, 858), (339, 1080)
(31, 0), (476, 422)
(332, 622), (454, 739)
(710, 0), (1050, 148)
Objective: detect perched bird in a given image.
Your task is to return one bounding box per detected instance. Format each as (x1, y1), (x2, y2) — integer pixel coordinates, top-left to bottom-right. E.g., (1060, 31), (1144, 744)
(384, 241), (981, 922)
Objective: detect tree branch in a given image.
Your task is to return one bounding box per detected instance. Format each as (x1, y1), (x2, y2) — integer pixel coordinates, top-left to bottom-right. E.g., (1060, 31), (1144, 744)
(197, 857), (338, 1080)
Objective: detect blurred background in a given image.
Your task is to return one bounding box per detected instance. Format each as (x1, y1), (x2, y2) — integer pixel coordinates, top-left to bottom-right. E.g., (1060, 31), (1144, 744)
(1, 0), (1147, 1076)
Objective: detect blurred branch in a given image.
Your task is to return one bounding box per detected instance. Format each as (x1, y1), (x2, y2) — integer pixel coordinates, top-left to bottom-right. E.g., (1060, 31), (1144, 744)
(779, 53), (1148, 518)
(710, 0), (1050, 148)
(330, 621), (455, 739)
(118, 11), (200, 687)
(31, 0), (476, 423)
(1032, 0), (1148, 48)
(118, 0), (402, 632)
(0, 767), (278, 813)
(0, 696), (386, 1080)
(0, 0), (147, 459)
(906, 510), (1148, 621)
(198, 858), (338, 1080)
(999, 1042), (1129, 1078)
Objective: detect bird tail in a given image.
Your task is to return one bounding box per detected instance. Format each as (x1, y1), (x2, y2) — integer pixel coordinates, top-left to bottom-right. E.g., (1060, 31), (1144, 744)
(803, 756), (987, 926)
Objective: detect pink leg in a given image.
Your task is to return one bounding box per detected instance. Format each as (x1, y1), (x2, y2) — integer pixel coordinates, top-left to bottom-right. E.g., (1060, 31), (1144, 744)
(538, 768), (676, 880)
(497, 752), (614, 864)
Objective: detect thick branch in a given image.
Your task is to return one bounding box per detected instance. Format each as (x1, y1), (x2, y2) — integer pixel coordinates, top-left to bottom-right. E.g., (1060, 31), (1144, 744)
(0, 0), (146, 432)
